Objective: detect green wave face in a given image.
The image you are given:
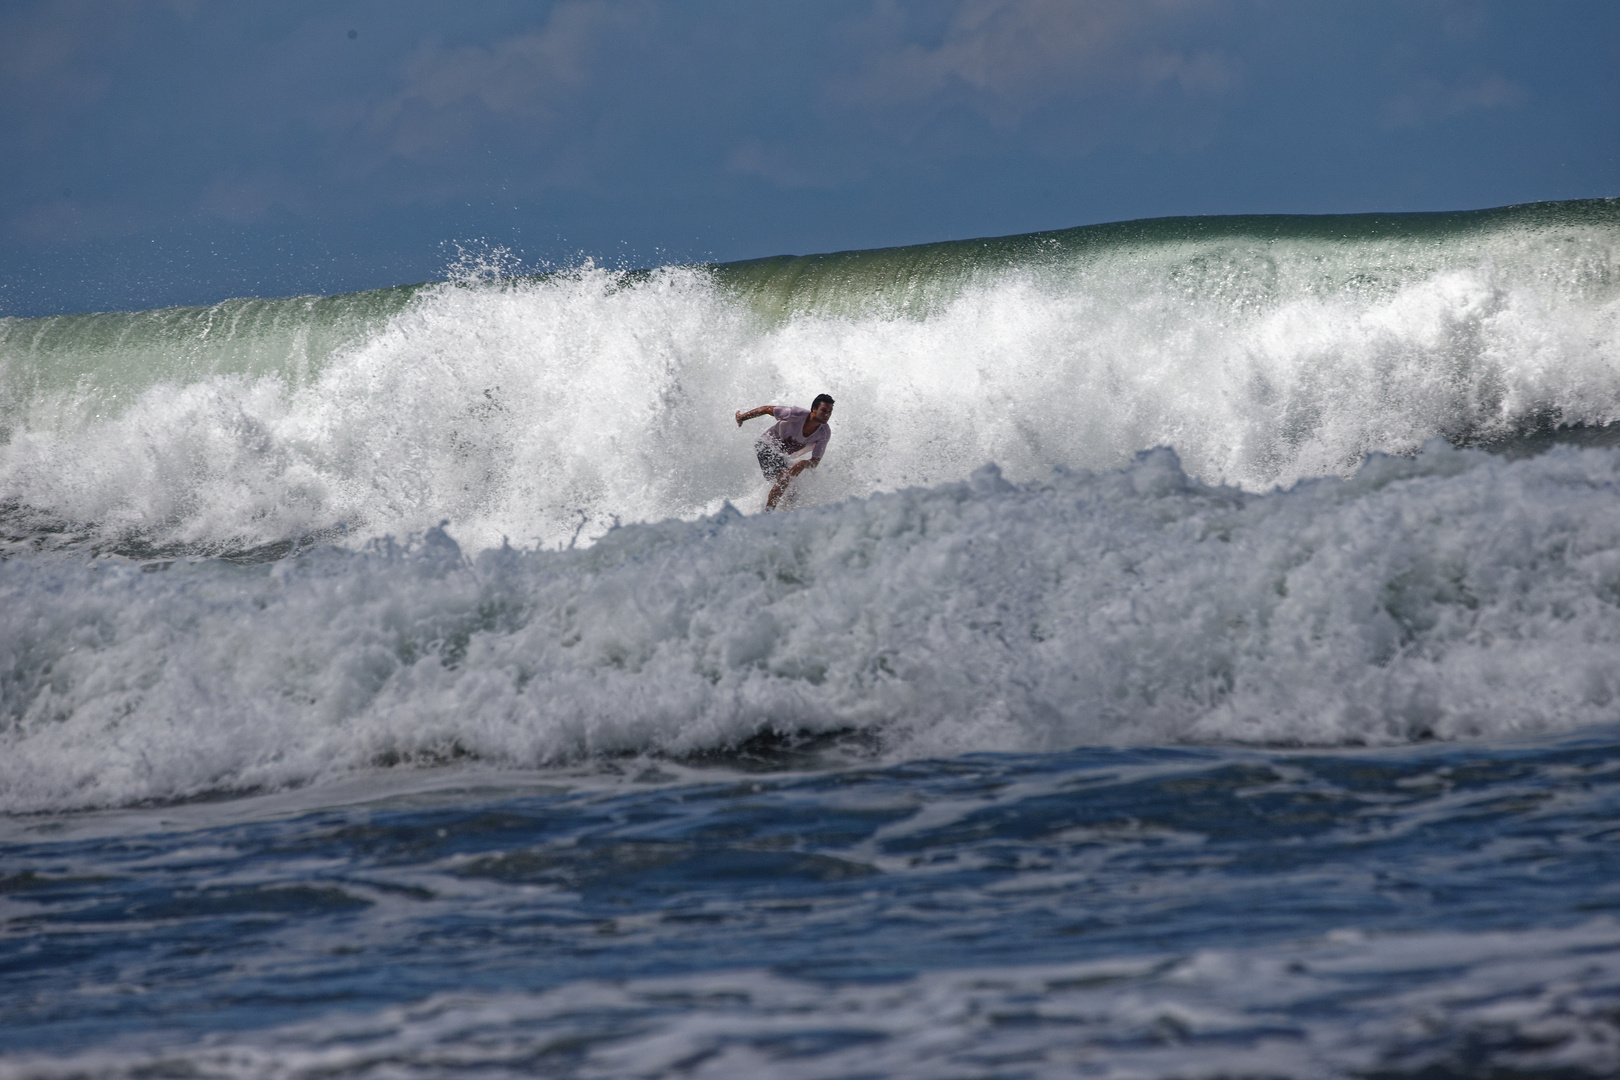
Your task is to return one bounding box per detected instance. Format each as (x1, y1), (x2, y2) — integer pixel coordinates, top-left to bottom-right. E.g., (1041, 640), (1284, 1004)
(714, 199), (1620, 322)
(0, 284), (424, 436)
(0, 199), (1617, 556)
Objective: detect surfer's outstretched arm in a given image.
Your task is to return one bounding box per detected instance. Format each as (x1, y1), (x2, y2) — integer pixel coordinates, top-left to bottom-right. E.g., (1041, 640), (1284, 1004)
(736, 405), (777, 426)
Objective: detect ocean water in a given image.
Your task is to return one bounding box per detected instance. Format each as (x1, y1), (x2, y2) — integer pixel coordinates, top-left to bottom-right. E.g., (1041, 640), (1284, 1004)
(2, 199), (1620, 1078)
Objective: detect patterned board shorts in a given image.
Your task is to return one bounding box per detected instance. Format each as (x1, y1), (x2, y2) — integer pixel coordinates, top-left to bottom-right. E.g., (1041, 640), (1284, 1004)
(756, 440), (791, 482)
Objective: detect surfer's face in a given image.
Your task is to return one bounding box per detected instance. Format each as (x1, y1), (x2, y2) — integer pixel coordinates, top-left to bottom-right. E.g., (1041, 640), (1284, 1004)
(811, 401), (833, 422)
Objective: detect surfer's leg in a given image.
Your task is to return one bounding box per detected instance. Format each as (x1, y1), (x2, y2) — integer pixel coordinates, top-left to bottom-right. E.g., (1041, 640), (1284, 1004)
(765, 473), (791, 510)
(757, 443), (791, 509)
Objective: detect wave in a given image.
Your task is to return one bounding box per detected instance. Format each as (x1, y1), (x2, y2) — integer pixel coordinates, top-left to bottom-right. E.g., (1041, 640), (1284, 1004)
(4, 441), (1619, 812)
(0, 199), (1616, 555)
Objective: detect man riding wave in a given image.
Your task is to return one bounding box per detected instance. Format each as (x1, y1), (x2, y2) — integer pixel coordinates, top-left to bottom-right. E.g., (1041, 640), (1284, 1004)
(734, 393), (834, 511)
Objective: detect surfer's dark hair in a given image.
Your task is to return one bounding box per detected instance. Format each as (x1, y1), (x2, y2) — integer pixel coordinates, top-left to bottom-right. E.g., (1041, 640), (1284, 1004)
(811, 393), (835, 410)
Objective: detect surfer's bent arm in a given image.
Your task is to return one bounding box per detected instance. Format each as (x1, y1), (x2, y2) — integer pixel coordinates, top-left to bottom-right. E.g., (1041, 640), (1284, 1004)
(735, 405), (779, 426)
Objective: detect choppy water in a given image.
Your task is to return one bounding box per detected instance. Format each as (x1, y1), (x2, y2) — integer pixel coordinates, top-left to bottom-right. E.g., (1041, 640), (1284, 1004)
(4, 734), (1619, 1078)
(3, 200), (1620, 1077)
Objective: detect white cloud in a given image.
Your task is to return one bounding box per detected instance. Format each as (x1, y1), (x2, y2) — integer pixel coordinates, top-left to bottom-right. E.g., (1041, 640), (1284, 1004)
(197, 173), (305, 224)
(0, 1), (114, 109)
(724, 140), (869, 189)
(1382, 73), (1526, 129)
(358, 0), (655, 160)
(1139, 47), (1237, 96)
(833, 0), (1233, 124)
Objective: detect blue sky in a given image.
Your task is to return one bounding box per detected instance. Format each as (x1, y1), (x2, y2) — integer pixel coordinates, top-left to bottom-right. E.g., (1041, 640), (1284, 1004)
(2, 0), (1616, 316)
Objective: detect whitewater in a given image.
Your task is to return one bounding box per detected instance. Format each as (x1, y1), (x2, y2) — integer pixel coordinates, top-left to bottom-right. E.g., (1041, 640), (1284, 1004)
(3, 199), (1620, 1079)
(4, 200), (1618, 557)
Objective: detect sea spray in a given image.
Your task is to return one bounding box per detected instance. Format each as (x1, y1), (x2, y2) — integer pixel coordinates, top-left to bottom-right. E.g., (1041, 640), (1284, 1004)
(2, 199), (1617, 556)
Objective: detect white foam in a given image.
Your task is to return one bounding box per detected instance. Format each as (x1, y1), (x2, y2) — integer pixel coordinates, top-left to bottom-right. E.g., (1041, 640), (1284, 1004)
(1, 215), (1617, 553)
(3, 442), (1619, 812)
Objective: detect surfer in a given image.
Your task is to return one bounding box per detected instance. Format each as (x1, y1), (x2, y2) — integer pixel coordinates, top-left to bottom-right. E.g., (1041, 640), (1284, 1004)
(735, 394), (834, 510)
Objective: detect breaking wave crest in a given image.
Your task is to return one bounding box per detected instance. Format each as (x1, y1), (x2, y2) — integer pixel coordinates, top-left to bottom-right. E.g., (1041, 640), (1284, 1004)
(1, 199), (1617, 556)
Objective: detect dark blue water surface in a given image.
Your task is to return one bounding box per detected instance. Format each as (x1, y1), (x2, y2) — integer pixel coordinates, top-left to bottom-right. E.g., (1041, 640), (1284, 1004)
(4, 729), (1619, 1078)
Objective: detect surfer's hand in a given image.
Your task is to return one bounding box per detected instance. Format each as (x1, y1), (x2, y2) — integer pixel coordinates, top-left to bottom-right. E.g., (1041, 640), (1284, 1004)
(735, 411), (745, 427)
